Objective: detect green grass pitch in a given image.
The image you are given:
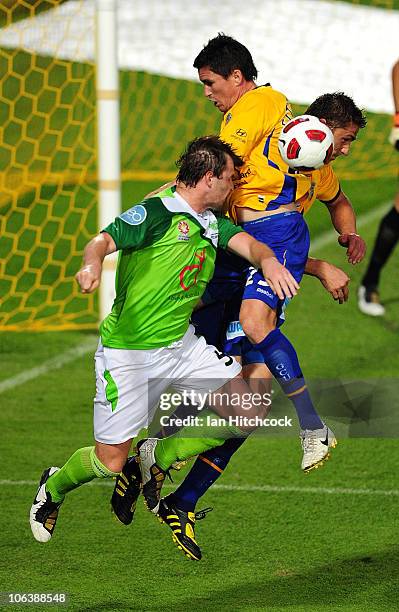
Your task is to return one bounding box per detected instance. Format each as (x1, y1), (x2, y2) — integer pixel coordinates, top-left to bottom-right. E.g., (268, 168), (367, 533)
(1, 33), (398, 610)
(1, 171), (398, 610)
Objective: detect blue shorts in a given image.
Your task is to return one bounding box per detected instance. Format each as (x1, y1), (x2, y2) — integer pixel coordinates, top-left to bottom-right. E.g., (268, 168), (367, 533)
(241, 210), (310, 320)
(192, 299), (262, 366)
(224, 323), (264, 364)
(223, 211), (310, 361)
(192, 249), (247, 351)
(194, 211), (310, 364)
(191, 301), (227, 348)
(201, 249), (248, 305)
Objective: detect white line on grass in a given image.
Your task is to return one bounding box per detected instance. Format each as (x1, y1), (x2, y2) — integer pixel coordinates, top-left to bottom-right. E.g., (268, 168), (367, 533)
(0, 335), (98, 395)
(0, 200), (391, 395)
(1, 479), (398, 497)
(309, 200), (391, 254)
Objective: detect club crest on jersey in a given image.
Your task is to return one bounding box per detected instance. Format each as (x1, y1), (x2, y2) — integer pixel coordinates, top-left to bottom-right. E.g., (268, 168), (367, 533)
(225, 112), (232, 124)
(177, 220), (190, 241)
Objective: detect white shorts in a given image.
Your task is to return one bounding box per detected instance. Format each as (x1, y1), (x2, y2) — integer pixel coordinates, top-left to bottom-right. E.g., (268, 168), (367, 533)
(93, 325), (242, 444)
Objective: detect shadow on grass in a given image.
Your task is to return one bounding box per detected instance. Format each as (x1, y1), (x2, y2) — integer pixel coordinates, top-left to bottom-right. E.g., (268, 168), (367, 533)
(383, 295), (399, 306)
(168, 547), (398, 610)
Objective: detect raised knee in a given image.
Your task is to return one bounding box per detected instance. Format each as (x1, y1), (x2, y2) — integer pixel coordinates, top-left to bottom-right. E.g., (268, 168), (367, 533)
(240, 314), (274, 345)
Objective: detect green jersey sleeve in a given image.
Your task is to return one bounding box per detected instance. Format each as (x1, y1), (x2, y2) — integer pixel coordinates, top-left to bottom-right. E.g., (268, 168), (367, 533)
(102, 199), (172, 251)
(216, 215), (244, 249)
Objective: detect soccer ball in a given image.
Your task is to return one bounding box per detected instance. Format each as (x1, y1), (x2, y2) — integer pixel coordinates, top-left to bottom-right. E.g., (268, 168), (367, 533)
(278, 115), (334, 170)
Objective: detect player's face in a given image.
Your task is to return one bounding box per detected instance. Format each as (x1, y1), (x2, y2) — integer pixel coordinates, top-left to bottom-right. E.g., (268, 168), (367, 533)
(209, 156), (236, 208)
(198, 67), (239, 114)
(331, 122), (359, 160)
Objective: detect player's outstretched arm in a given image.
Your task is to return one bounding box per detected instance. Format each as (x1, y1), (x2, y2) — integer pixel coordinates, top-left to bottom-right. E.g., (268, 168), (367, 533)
(324, 191), (366, 264)
(75, 232), (117, 294)
(227, 232), (299, 300)
(305, 257), (350, 304)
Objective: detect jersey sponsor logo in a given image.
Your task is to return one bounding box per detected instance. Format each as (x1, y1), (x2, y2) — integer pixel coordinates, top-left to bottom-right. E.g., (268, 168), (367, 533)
(120, 205), (147, 226)
(234, 165), (253, 189)
(235, 128), (247, 137)
(177, 220), (190, 241)
(239, 167), (252, 179)
(232, 133), (247, 144)
(179, 249), (206, 291)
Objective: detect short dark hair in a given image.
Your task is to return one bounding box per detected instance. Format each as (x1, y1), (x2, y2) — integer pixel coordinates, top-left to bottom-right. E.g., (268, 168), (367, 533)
(193, 33), (258, 81)
(305, 92), (367, 130)
(176, 135), (244, 187)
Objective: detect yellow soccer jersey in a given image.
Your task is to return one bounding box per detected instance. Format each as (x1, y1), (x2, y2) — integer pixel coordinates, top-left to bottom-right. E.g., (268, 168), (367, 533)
(220, 85), (311, 219)
(297, 163), (341, 215)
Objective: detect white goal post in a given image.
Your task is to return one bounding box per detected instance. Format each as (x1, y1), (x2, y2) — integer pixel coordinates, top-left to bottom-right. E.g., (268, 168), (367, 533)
(96, 0), (121, 320)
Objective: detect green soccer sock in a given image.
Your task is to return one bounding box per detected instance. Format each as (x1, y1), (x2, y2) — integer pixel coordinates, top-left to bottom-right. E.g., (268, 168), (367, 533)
(45, 446), (118, 503)
(154, 409), (247, 471)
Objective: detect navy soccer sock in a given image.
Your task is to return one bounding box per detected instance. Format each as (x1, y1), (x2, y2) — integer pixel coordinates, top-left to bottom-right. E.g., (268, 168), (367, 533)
(252, 329), (324, 430)
(169, 437), (245, 512)
(362, 206), (399, 290)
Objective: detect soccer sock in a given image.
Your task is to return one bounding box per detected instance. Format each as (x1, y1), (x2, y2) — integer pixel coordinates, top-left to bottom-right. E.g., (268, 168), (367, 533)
(153, 400), (199, 438)
(362, 206), (399, 289)
(169, 437), (246, 512)
(46, 446), (118, 503)
(252, 329), (324, 430)
(154, 408), (247, 471)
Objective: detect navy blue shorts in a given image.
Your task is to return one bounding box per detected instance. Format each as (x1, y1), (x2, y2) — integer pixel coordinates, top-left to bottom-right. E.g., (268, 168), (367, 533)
(201, 249), (248, 305)
(194, 211), (310, 363)
(241, 210), (310, 316)
(191, 249), (247, 349)
(223, 211), (310, 360)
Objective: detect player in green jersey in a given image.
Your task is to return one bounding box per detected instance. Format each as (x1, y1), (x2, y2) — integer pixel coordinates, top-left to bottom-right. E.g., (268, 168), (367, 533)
(29, 135), (299, 543)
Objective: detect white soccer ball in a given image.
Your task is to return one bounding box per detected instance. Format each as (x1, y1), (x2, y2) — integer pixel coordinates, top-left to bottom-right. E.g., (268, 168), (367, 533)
(278, 115), (334, 170)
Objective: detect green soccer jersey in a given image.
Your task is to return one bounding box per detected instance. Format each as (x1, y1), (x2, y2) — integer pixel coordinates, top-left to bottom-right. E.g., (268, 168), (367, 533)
(99, 189), (243, 349)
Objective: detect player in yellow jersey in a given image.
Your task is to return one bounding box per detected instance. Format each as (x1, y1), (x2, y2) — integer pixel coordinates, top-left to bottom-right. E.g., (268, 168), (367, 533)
(147, 91), (368, 562)
(194, 36), (365, 463)
(222, 91), (367, 368)
(157, 46), (366, 559)
(111, 36), (367, 560)
(219, 87), (309, 217)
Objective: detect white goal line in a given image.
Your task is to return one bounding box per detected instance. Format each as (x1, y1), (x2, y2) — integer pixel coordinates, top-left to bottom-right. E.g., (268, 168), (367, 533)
(2, 479), (398, 497)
